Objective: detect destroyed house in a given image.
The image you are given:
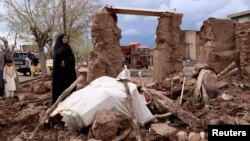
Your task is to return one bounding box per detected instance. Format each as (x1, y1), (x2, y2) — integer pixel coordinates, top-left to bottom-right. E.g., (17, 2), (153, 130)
(121, 44), (152, 69)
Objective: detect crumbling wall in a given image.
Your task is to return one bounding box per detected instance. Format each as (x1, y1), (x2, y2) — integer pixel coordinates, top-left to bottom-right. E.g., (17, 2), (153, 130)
(235, 22), (250, 78)
(153, 13), (183, 82)
(87, 12), (123, 83)
(199, 18), (239, 73)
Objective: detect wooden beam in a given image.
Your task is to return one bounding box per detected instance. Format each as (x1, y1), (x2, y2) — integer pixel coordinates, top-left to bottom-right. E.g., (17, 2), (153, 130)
(104, 6), (179, 17)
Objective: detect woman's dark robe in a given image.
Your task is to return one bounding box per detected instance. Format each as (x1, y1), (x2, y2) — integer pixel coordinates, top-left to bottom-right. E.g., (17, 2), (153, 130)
(52, 34), (76, 103)
(0, 52), (5, 97)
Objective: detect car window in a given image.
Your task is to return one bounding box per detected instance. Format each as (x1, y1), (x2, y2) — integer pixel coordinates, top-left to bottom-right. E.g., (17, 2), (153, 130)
(14, 53), (30, 58)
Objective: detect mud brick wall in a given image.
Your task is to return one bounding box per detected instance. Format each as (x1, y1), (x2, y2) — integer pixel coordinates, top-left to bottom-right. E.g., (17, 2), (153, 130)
(199, 18), (239, 73)
(153, 13), (183, 82)
(87, 12), (123, 83)
(235, 22), (250, 78)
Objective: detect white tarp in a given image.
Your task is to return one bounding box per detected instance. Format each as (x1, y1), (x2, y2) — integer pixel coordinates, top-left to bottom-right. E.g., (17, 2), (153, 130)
(50, 76), (154, 130)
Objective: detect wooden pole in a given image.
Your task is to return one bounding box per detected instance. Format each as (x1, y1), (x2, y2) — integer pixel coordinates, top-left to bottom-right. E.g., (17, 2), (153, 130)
(179, 76), (186, 105)
(121, 80), (142, 141)
(217, 62), (236, 79)
(218, 68), (239, 81)
(141, 88), (204, 129)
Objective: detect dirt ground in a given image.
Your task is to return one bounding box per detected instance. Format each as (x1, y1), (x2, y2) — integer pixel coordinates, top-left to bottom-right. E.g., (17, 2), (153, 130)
(0, 73), (249, 141)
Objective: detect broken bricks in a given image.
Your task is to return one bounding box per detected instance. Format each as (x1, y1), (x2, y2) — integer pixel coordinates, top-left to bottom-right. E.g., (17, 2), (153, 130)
(150, 123), (177, 140)
(91, 110), (128, 140)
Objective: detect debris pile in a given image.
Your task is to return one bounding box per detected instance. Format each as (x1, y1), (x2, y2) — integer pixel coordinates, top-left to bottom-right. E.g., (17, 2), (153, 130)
(1, 64), (250, 141)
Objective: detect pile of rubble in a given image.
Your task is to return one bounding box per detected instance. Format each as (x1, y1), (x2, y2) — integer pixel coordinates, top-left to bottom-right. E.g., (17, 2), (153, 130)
(0, 62), (249, 141)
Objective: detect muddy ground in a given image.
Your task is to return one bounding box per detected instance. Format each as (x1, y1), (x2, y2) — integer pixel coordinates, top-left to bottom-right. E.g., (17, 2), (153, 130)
(0, 74), (249, 141)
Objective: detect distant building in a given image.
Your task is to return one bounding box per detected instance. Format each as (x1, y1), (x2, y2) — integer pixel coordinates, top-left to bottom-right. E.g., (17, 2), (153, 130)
(20, 44), (39, 53)
(180, 30), (200, 61)
(120, 44), (152, 69)
(227, 10), (250, 23)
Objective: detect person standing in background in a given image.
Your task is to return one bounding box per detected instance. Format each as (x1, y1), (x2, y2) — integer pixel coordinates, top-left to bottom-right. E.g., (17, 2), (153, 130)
(3, 58), (16, 97)
(52, 33), (77, 103)
(31, 54), (39, 76)
(0, 51), (5, 97)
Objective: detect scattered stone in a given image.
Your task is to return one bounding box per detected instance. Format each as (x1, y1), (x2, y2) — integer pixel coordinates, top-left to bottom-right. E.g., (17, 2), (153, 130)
(199, 132), (206, 141)
(177, 131), (188, 141)
(150, 123), (177, 138)
(221, 93), (233, 101)
(238, 119), (249, 125)
(33, 82), (47, 94)
(172, 75), (182, 82)
(188, 132), (201, 141)
(91, 110), (119, 140)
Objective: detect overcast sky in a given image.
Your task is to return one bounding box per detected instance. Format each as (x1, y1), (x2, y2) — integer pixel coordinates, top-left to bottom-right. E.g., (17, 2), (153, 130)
(1, 0), (250, 47)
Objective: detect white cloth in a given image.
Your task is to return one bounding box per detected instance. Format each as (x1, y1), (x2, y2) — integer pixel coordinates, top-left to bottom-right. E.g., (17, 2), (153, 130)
(50, 76), (154, 130)
(3, 66), (16, 91)
(6, 91), (14, 97)
(116, 65), (131, 80)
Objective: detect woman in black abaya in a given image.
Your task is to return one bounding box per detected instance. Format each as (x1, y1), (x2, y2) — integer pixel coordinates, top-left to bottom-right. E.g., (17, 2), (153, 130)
(52, 33), (76, 103)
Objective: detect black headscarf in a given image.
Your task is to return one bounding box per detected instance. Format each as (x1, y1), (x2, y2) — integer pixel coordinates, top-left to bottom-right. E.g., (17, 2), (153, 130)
(55, 33), (68, 45)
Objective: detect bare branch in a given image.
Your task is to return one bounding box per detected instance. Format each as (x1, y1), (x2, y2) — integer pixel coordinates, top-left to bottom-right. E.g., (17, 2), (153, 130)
(50, 0), (63, 29)
(4, 0), (32, 26)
